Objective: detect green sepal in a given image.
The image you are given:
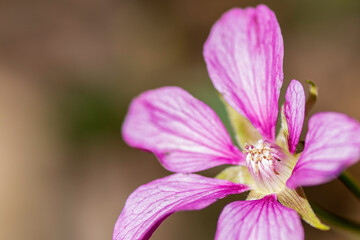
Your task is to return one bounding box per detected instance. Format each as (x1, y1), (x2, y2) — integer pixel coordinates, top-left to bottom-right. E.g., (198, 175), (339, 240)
(216, 166), (253, 186)
(278, 187), (330, 230)
(246, 190), (267, 200)
(305, 80), (318, 116)
(276, 105), (289, 151)
(218, 93), (261, 149)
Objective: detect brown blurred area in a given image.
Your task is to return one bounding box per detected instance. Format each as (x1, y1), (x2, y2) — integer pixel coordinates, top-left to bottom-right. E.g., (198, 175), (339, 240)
(0, 0), (359, 239)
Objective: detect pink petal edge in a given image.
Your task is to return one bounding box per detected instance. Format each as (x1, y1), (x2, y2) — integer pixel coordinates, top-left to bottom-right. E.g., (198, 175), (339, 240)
(203, 4), (284, 141)
(113, 174), (249, 240)
(122, 86), (244, 173)
(284, 80), (305, 153)
(215, 194), (304, 240)
(287, 112), (360, 188)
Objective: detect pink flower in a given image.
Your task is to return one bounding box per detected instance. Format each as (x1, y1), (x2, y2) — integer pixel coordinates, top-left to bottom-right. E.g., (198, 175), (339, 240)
(114, 4), (360, 240)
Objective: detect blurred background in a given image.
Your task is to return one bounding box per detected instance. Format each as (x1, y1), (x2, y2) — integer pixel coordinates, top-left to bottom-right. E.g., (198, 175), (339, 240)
(0, 0), (359, 239)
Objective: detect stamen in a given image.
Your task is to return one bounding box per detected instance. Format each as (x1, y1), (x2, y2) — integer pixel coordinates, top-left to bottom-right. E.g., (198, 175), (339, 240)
(244, 140), (294, 194)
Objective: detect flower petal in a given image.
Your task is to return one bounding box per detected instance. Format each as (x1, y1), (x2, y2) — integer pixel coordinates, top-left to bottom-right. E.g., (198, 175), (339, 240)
(122, 87), (244, 173)
(284, 80), (305, 153)
(287, 112), (360, 188)
(204, 5), (284, 140)
(215, 195), (304, 240)
(113, 174), (249, 240)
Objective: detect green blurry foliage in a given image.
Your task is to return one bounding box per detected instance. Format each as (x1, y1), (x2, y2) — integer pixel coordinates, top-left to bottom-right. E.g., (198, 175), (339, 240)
(58, 85), (122, 145)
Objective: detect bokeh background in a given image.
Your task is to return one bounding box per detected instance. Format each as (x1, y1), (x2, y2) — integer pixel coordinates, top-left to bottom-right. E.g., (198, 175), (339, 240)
(1, 0), (359, 239)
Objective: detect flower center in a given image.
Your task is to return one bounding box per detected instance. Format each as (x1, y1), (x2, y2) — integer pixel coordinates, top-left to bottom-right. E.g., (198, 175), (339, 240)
(244, 140), (294, 194)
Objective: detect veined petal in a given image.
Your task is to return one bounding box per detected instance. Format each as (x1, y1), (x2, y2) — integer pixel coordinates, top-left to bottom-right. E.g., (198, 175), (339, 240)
(215, 195), (304, 240)
(284, 80), (305, 153)
(204, 4), (284, 140)
(122, 87), (244, 173)
(287, 112), (360, 188)
(278, 187), (329, 230)
(113, 174), (249, 240)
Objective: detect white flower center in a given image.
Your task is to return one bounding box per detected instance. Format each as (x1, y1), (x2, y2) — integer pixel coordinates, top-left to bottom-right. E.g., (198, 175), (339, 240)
(244, 140), (294, 194)
(244, 140), (277, 174)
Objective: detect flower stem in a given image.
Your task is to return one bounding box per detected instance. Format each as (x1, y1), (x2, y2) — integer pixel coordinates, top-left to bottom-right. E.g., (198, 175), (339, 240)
(339, 171), (360, 200)
(311, 202), (360, 235)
